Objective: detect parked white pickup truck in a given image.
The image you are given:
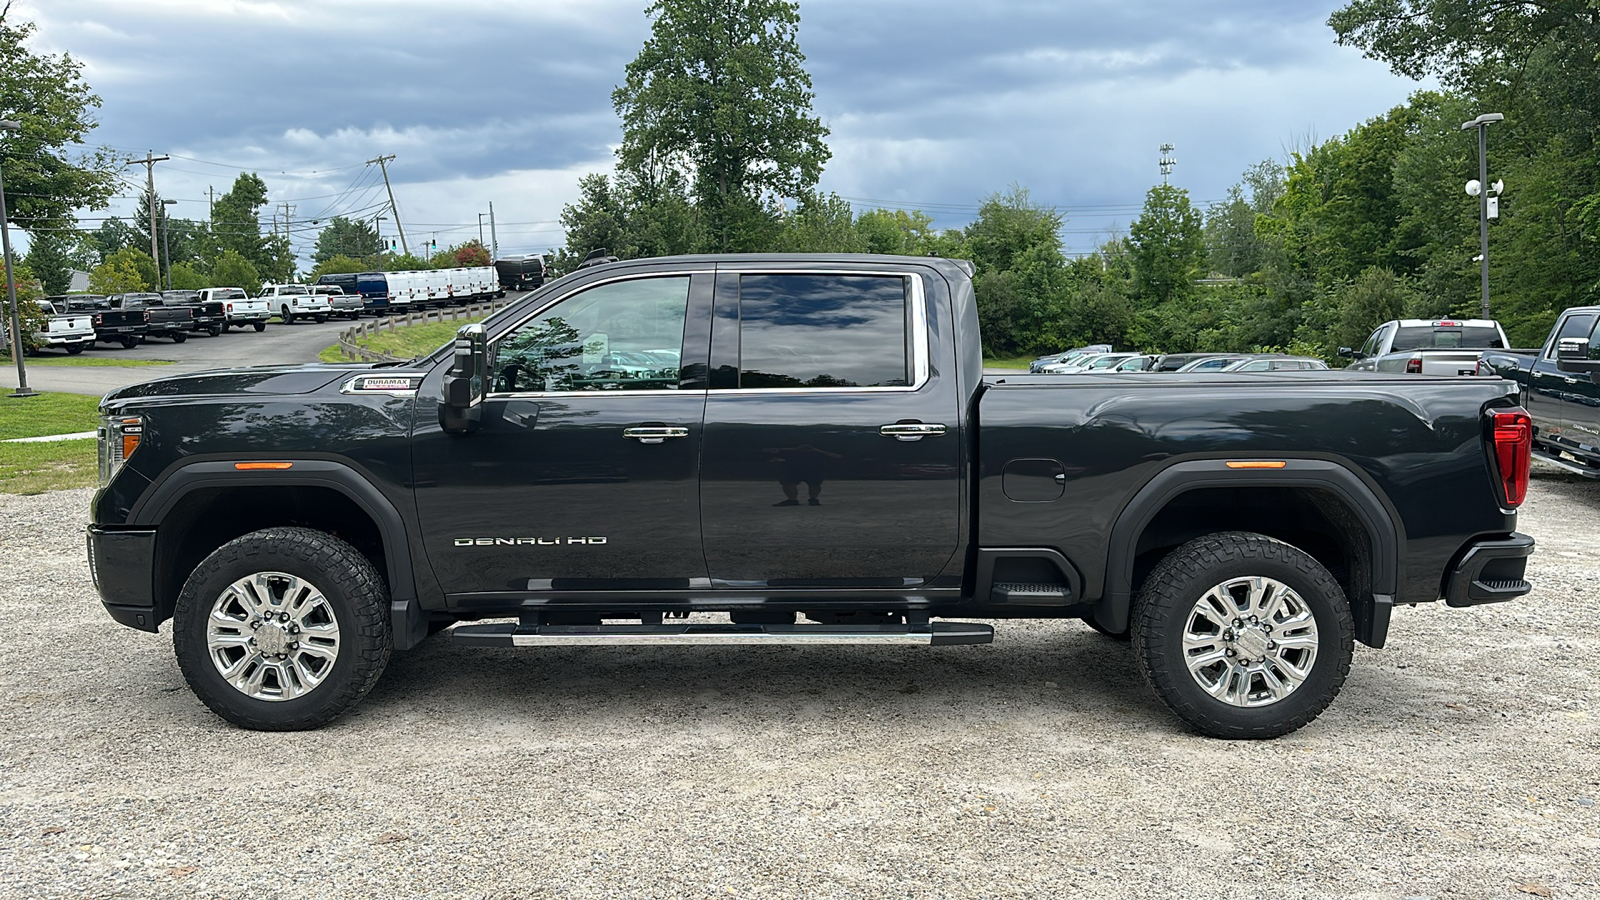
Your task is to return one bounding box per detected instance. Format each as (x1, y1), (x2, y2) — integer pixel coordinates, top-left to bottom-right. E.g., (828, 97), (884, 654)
(260, 283), (333, 325)
(32, 300), (97, 354)
(197, 287), (271, 332)
(1340, 319), (1510, 375)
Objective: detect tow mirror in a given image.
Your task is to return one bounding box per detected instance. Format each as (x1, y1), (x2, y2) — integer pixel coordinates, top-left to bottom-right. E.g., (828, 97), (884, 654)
(1556, 338), (1600, 374)
(440, 323), (487, 434)
(1336, 347), (1359, 359)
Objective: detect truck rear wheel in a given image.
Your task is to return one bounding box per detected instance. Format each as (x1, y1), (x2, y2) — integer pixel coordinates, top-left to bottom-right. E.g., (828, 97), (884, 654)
(1131, 531), (1352, 740)
(171, 332), (187, 343)
(120, 335), (139, 349)
(208, 325), (222, 336)
(253, 321), (266, 332)
(281, 306), (294, 325)
(172, 527), (392, 730)
(66, 343), (86, 355)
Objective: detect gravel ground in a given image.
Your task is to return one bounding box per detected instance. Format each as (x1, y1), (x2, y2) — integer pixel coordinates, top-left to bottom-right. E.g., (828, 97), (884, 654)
(1, 469), (1597, 899)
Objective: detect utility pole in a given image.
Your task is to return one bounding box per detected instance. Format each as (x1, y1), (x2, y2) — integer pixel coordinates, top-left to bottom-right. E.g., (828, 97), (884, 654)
(126, 151), (169, 265)
(478, 212), (486, 247)
(488, 201), (498, 260)
(1159, 144), (1176, 183)
(207, 186), (215, 222)
(367, 154), (408, 257)
(279, 202), (295, 276)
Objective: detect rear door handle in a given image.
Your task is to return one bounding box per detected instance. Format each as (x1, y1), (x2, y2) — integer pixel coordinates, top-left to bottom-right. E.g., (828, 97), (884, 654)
(623, 426), (690, 444)
(880, 423), (947, 441)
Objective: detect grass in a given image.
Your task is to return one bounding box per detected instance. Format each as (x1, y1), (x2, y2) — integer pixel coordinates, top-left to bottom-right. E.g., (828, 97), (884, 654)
(983, 355), (1034, 370)
(0, 392), (103, 440)
(1, 354), (172, 368)
(0, 438), (97, 494)
(319, 317), (483, 364)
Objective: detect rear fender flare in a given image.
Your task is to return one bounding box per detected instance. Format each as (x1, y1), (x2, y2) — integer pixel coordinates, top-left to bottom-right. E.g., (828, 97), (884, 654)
(1099, 458), (1400, 644)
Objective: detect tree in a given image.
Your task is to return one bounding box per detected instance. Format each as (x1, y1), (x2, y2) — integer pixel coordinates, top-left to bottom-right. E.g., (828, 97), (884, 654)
(0, 4), (119, 230)
(92, 247), (156, 291)
(312, 216), (381, 264)
(310, 254), (367, 280)
(776, 192), (863, 253)
(22, 229), (72, 294)
(1328, 0), (1600, 87)
(209, 249), (260, 293)
(88, 253), (148, 295)
(80, 217), (140, 267)
(454, 240), (490, 267)
(207, 173), (291, 281)
(855, 208), (936, 256)
(1128, 183), (1206, 305)
(613, 0), (831, 251)
(168, 262), (206, 291)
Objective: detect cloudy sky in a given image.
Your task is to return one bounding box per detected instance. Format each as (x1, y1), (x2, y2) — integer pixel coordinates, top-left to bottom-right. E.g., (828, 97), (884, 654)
(16, 0), (1429, 266)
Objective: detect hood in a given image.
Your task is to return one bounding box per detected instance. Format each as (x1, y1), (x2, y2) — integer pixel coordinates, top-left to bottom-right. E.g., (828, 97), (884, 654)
(101, 363), (397, 404)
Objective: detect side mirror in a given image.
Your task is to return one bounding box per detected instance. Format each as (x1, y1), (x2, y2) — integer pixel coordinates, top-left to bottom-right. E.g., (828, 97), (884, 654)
(440, 323), (487, 434)
(1556, 337), (1600, 373)
(1336, 347), (1358, 358)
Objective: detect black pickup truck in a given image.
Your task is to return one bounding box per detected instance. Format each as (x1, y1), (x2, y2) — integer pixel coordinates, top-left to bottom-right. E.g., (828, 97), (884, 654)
(57, 294), (148, 348)
(1478, 305), (1600, 476)
(160, 290), (227, 336)
(87, 254), (1535, 739)
(107, 293), (194, 343)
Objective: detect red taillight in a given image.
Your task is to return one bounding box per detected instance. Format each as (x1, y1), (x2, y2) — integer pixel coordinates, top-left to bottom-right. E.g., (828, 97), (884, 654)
(142, 311), (150, 323)
(1492, 408), (1532, 507)
(1405, 356), (1423, 374)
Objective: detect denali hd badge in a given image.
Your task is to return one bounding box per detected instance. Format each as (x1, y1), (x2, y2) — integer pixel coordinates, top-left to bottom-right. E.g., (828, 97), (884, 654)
(454, 536), (608, 546)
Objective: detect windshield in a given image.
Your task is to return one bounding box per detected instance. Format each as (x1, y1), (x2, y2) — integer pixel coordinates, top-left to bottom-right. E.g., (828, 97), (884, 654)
(1391, 325), (1504, 350)
(1087, 355), (1126, 369)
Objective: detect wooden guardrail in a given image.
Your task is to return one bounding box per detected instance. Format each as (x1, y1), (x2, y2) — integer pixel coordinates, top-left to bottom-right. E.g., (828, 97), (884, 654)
(336, 297), (514, 362)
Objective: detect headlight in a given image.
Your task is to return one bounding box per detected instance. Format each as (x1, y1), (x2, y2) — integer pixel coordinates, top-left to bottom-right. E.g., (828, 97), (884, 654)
(98, 414), (143, 486)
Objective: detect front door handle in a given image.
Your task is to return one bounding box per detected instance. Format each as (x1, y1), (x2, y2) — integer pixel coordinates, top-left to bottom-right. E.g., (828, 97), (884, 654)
(623, 426), (690, 444)
(617, 425), (688, 441)
(880, 422), (947, 441)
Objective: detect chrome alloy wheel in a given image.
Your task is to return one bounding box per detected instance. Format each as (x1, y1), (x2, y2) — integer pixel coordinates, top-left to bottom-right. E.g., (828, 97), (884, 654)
(1180, 576), (1320, 708)
(205, 571), (342, 701)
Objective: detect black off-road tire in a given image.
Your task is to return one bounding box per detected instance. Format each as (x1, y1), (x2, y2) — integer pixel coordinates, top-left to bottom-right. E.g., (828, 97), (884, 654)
(252, 321), (266, 332)
(208, 325), (222, 336)
(172, 527), (392, 730)
(120, 335), (139, 349)
(280, 306), (294, 325)
(66, 343), (86, 355)
(1131, 531), (1353, 740)
(171, 331), (187, 343)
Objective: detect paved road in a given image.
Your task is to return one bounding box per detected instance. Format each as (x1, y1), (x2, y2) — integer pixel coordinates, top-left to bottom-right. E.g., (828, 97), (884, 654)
(2, 295), (527, 398)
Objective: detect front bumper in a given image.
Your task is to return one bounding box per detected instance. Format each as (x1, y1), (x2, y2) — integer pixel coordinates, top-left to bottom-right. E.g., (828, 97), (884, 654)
(87, 526), (160, 632)
(1444, 532), (1536, 607)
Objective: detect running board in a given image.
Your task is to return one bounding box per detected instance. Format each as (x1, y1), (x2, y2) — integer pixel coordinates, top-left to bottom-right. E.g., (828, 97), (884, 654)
(1533, 448), (1600, 478)
(450, 621), (994, 647)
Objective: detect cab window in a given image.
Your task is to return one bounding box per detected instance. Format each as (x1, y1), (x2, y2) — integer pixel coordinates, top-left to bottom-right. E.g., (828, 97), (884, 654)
(736, 274), (909, 389)
(490, 276), (690, 393)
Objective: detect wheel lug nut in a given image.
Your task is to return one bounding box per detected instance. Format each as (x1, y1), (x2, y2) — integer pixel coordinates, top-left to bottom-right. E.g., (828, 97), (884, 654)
(1225, 648), (1235, 656)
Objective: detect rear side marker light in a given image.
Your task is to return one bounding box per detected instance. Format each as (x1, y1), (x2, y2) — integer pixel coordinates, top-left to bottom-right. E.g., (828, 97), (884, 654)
(234, 462), (293, 471)
(1491, 409), (1532, 507)
(1405, 356), (1423, 374)
(1226, 461), (1286, 469)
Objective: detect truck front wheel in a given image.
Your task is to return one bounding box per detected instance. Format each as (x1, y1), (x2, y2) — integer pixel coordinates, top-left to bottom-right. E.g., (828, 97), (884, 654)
(172, 527), (393, 730)
(1131, 531), (1353, 740)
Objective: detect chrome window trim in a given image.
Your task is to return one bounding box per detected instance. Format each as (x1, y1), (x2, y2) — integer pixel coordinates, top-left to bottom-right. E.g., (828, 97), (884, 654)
(484, 270), (708, 400)
(717, 269), (929, 395)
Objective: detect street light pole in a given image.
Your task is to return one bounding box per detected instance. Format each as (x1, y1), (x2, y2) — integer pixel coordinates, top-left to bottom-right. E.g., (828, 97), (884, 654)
(1461, 112), (1503, 320)
(161, 199), (177, 290)
(0, 119), (36, 398)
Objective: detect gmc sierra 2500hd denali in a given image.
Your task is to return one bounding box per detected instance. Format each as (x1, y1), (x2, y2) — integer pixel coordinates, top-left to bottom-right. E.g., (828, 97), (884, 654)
(88, 254), (1535, 739)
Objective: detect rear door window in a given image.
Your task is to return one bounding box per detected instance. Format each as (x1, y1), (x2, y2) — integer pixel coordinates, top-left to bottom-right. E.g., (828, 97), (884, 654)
(735, 274), (910, 388)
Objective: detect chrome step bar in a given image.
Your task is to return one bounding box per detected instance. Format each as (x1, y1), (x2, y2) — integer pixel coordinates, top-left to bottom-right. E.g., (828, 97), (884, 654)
(1532, 448), (1600, 478)
(451, 621), (994, 648)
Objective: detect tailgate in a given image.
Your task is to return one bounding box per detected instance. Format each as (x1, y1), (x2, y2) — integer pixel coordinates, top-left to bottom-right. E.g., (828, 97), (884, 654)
(1417, 352), (1488, 376)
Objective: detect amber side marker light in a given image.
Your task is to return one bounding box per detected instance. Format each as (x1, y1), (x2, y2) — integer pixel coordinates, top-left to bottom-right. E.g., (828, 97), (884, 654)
(1225, 461), (1287, 469)
(233, 462), (294, 471)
